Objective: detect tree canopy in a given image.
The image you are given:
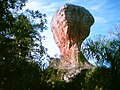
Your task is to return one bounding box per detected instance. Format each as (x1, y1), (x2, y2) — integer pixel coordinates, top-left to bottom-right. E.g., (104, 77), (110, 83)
(0, 0), (49, 89)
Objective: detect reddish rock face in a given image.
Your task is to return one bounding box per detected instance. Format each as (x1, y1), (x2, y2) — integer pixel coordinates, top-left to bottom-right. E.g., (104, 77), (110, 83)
(51, 4), (94, 80)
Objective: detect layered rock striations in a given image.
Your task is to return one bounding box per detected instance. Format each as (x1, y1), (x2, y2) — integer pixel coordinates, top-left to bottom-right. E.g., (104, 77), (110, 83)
(51, 4), (94, 81)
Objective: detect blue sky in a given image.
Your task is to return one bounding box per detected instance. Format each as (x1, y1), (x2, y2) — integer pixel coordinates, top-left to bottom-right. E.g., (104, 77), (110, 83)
(24, 0), (120, 57)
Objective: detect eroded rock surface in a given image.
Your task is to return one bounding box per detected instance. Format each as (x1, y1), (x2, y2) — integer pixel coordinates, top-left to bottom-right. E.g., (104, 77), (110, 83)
(51, 4), (94, 81)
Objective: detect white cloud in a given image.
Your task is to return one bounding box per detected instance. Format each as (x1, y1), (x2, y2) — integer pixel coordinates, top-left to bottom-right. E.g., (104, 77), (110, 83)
(95, 16), (108, 24)
(65, 0), (77, 3)
(38, 2), (59, 13)
(24, 0), (60, 13)
(24, 0), (44, 11)
(90, 5), (101, 11)
(89, 0), (107, 11)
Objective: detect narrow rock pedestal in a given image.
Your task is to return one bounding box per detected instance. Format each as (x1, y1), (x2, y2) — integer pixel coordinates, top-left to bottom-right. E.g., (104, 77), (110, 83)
(51, 4), (94, 81)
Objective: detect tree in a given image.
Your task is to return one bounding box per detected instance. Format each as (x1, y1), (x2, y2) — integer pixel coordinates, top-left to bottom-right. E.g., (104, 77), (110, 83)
(82, 24), (120, 90)
(0, 0), (49, 89)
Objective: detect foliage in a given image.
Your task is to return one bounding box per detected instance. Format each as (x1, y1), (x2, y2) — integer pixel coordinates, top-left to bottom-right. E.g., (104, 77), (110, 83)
(0, 0), (48, 61)
(81, 25), (120, 90)
(0, 0), (49, 89)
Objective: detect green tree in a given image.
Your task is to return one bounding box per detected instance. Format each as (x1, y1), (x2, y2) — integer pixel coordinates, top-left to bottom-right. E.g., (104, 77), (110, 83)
(0, 0), (49, 89)
(82, 25), (120, 90)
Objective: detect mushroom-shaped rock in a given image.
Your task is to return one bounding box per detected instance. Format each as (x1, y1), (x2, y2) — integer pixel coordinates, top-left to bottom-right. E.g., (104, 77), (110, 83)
(51, 4), (94, 81)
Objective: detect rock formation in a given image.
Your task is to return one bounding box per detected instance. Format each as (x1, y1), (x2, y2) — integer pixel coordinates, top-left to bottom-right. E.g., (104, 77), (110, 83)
(51, 4), (94, 81)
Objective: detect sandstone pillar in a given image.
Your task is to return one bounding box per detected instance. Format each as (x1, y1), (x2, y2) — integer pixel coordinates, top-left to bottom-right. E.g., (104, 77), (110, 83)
(51, 4), (94, 80)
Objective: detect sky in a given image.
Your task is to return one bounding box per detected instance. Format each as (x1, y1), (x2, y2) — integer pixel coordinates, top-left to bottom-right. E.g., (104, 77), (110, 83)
(23, 0), (120, 57)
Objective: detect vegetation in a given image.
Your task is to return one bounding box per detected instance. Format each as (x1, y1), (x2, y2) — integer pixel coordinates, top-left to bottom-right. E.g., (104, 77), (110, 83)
(0, 0), (48, 89)
(0, 0), (120, 90)
(81, 25), (120, 90)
